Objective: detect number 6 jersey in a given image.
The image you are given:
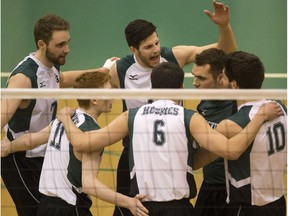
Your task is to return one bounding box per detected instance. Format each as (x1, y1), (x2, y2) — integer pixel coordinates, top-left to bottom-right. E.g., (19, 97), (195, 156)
(127, 100), (199, 202)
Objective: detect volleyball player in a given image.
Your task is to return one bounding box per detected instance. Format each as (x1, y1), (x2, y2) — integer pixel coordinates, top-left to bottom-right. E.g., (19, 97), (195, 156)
(1, 72), (149, 216)
(108, 1), (237, 214)
(1, 14), (114, 216)
(192, 48), (236, 216)
(218, 51), (287, 216)
(56, 62), (282, 216)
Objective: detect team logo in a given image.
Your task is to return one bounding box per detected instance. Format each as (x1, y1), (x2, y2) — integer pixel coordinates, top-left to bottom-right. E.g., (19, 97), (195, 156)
(201, 109), (208, 116)
(39, 81), (46, 88)
(129, 74), (138, 80)
(54, 74), (60, 83)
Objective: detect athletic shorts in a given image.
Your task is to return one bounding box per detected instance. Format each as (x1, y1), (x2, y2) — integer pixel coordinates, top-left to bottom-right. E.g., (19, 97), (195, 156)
(37, 194), (92, 216)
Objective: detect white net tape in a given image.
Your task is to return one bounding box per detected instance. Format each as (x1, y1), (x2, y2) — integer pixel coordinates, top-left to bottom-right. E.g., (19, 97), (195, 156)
(1, 88), (287, 100)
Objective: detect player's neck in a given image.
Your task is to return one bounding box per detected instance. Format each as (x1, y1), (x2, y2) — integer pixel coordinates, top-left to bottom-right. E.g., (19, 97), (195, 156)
(79, 107), (100, 120)
(34, 50), (53, 68)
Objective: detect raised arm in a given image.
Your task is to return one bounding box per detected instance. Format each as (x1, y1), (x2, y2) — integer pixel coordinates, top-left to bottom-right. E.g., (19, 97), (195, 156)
(81, 151), (148, 216)
(173, 1), (236, 67)
(1, 124), (51, 157)
(57, 107), (129, 152)
(205, 0), (237, 53)
(190, 101), (283, 160)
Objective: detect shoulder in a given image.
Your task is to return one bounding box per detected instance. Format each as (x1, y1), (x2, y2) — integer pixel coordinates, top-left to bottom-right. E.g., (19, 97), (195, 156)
(117, 54), (135, 68)
(160, 47), (178, 64)
(73, 112), (100, 132)
(10, 57), (39, 79)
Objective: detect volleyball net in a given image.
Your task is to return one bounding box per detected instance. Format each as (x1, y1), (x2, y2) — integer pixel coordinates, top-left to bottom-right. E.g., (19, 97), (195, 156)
(1, 88), (287, 216)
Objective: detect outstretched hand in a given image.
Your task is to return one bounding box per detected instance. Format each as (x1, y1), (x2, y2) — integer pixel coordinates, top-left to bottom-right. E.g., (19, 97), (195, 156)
(128, 194), (149, 216)
(204, 0), (230, 26)
(259, 101), (284, 122)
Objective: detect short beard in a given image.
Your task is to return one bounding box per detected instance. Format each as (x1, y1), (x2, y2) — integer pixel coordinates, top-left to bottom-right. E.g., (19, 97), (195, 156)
(46, 49), (66, 66)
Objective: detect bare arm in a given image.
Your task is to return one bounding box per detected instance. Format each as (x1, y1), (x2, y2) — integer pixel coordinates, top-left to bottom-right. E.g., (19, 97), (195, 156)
(60, 67), (109, 88)
(1, 73), (32, 127)
(193, 147), (219, 170)
(173, 0), (236, 67)
(109, 62), (120, 88)
(82, 151), (148, 216)
(1, 124), (51, 157)
(57, 107), (129, 152)
(60, 57), (118, 88)
(205, 0), (237, 53)
(190, 101), (282, 160)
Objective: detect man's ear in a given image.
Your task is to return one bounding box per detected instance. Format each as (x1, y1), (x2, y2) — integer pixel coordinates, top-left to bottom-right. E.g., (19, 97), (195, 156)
(91, 99), (98, 105)
(37, 40), (46, 50)
(231, 80), (239, 89)
(216, 73), (224, 87)
(129, 46), (137, 55)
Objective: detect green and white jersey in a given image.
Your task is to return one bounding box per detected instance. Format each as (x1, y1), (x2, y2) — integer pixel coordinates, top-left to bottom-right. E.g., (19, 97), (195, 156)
(128, 100), (198, 202)
(117, 47), (178, 111)
(197, 100), (237, 184)
(39, 109), (102, 206)
(226, 100), (287, 206)
(5, 53), (60, 157)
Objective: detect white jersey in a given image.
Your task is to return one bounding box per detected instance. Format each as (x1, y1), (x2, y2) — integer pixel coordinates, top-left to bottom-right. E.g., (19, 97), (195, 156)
(226, 99), (287, 206)
(117, 47), (178, 110)
(5, 53), (60, 157)
(39, 109), (101, 206)
(128, 100), (198, 202)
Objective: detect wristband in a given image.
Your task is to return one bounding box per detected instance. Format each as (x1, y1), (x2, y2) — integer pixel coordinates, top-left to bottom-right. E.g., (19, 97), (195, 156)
(103, 59), (116, 70)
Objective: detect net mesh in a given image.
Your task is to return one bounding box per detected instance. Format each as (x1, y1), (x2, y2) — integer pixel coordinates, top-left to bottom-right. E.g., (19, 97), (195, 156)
(1, 89), (287, 215)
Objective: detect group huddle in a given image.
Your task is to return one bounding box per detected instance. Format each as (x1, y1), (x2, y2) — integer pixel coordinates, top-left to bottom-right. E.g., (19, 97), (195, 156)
(1, 1), (286, 216)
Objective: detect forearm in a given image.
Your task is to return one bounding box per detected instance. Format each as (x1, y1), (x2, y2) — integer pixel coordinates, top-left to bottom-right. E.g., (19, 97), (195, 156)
(193, 147), (219, 169)
(9, 135), (31, 153)
(228, 114), (265, 159)
(217, 24), (237, 53)
(60, 67), (109, 88)
(83, 178), (131, 208)
(11, 130), (49, 153)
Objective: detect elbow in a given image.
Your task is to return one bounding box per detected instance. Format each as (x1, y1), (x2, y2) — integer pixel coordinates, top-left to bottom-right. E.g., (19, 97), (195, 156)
(73, 144), (87, 153)
(226, 152), (240, 160)
(81, 177), (90, 195)
(82, 184), (89, 195)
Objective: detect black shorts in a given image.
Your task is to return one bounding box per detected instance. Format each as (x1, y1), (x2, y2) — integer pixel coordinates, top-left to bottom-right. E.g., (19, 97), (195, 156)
(1, 151), (43, 216)
(195, 181), (230, 216)
(230, 196), (286, 216)
(143, 198), (194, 216)
(37, 194), (92, 216)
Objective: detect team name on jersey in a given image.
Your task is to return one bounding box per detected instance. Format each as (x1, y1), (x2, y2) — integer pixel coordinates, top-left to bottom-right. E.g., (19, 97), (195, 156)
(142, 106), (179, 116)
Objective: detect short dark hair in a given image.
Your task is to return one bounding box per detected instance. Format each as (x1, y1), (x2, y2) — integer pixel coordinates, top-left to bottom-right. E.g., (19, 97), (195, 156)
(73, 72), (110, 108)
(34, 14), (70, 48)
(223, 51), (265, 89)
(125, 19), (157, 49)
(195, 48), (225, 80)
(151, 62), (184, 89)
